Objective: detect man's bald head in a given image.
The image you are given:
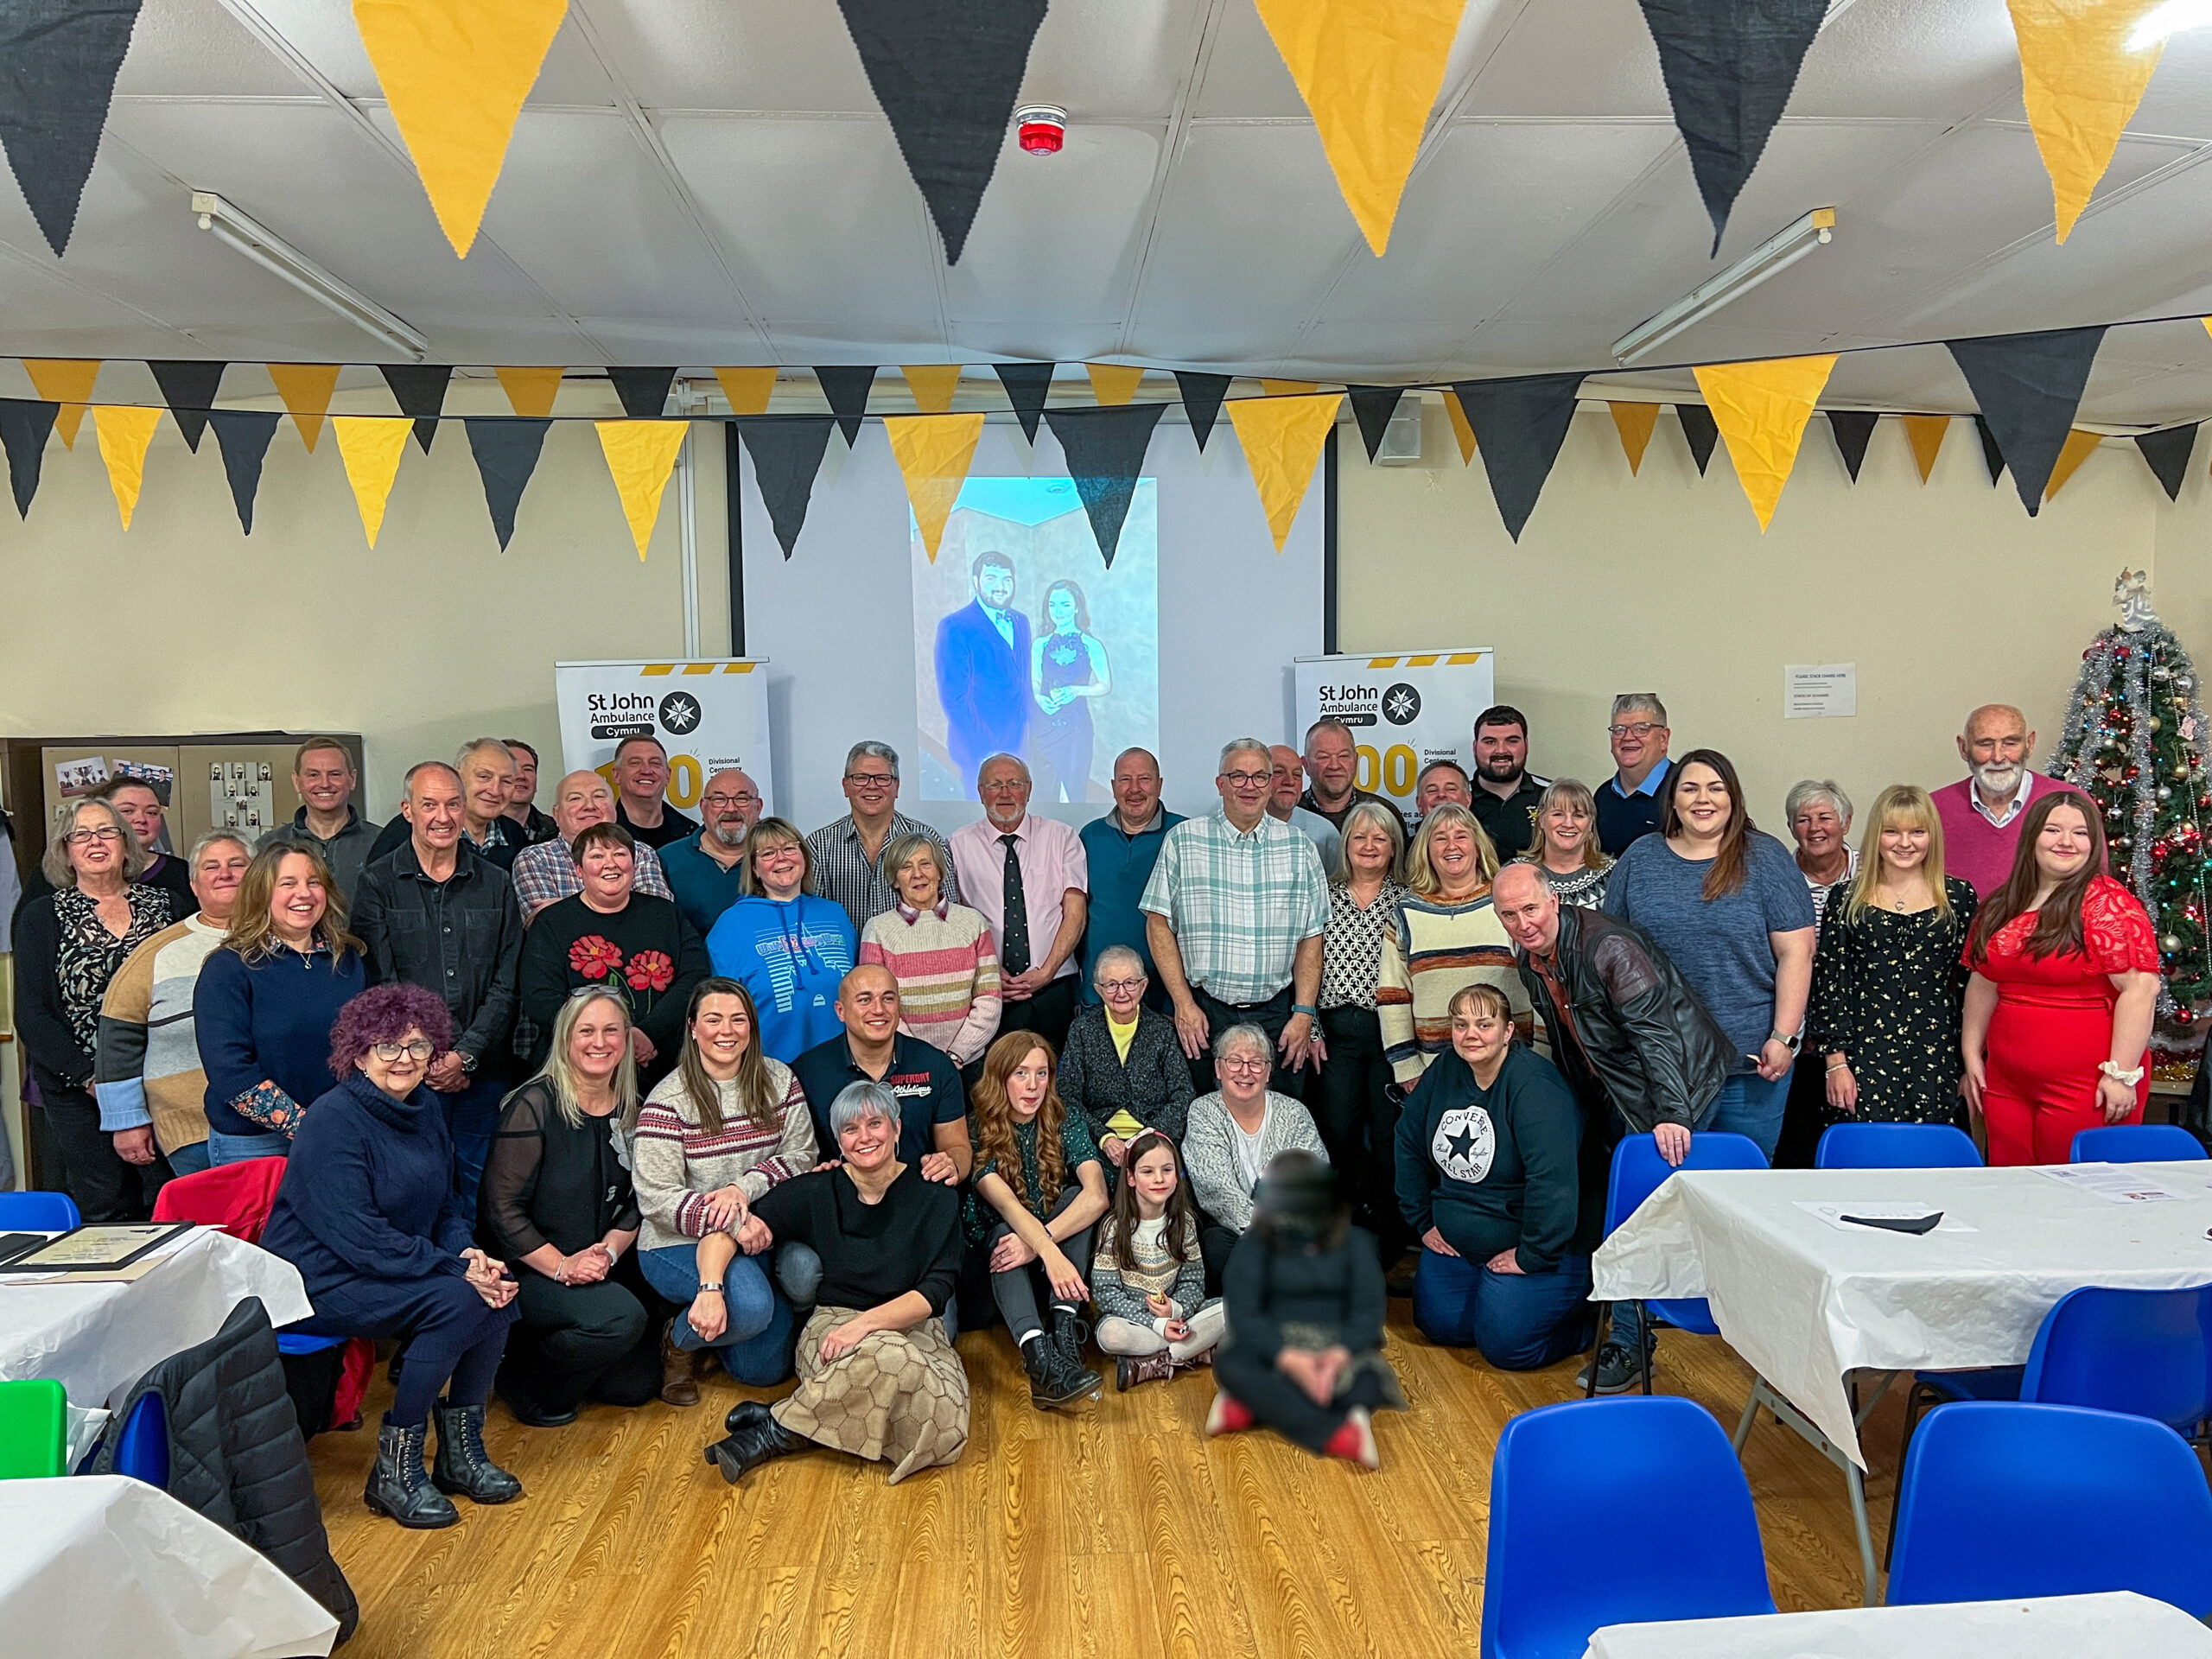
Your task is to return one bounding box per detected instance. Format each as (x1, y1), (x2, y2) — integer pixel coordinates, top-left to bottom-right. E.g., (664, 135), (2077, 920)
(551, 770), (618, 838)
(1963, 704), (2029, 745)
(1490, 861), (1560, 956)
(702, 767), (763, 849)
(836, 962), (901, 1046)
(1958, 704), (2035, 805)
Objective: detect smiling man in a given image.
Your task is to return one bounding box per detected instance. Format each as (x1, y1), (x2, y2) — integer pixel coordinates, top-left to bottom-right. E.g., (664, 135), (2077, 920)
(949, 753), (1088, 1052)
(261, 737), (384, 901)
(1298, 718), (1407, 838)
(508, 770), (674, 921)
(1932, 702), (2065, 897)
(612, 733), (698, 851)
(936, 550), (1031, 791)
(1596, 693), (1674, 856)
(790, 963), (971, 1183)
(661, 766), (762, 937)
(806, 741), (960, 931)
(1078, 747), (1184, 1007)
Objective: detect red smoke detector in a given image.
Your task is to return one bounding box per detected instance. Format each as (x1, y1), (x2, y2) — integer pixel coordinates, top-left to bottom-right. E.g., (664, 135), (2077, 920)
(1016, 105), (1066, 155)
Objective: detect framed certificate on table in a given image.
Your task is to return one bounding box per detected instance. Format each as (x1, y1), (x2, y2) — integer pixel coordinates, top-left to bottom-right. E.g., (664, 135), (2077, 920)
(0, 1224), (192, 1273)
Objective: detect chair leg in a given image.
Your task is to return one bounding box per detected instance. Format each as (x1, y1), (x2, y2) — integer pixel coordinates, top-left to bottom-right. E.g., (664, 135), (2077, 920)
(1583, 1303), (1609, 1401)
(1636, 1303), (1654, 1396)
(1884, 1383), (1934, 1573)
(1846, 1460), (1879, 1606)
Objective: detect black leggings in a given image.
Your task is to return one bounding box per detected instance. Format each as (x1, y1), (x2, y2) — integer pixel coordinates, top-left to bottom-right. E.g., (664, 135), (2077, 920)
(1313, 1007), (1406, 1255)
(501, 1253), (659, 1413)
(985, 1184), (1096, 1343)
(1216, 1343), (1394, 1454)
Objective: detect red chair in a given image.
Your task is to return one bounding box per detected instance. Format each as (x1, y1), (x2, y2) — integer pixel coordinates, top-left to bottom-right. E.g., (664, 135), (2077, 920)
(154, 1160), (375, 1431)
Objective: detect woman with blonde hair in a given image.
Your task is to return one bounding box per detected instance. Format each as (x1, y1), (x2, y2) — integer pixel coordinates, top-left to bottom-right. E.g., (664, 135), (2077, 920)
(1520, 779), (1614, 909)
(1315, 799), (1412, 1257)
(1807, 786), (1980, 1135)
(195, 842), (367, 1164)
(1377, 802), (1529, 1086)
(708, 818), (857, 1062)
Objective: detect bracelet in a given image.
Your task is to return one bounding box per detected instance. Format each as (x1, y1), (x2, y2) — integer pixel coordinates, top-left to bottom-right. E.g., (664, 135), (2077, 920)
(554, 1260), (569, 1284)
(696, 1281), (724, 1294)
(2098, 1060), (2146, 1086)
(1825, 1061), (1848, 1074)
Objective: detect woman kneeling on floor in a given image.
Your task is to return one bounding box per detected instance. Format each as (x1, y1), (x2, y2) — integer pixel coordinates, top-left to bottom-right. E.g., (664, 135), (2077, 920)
(706, 1081), (968, 1484)
(1091, 1128), (1224, 1389)
(1206, 1151), (1402, 1468)
(263, 982), (521, 1528)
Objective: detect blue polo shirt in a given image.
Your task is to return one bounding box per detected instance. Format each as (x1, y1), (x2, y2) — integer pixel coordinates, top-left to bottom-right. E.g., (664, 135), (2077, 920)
(1596, 756), (1672, 858)
(789, 1030), (966, 1165)
(658, 830), (747, 938)
(1077, 807), (1185, 1005)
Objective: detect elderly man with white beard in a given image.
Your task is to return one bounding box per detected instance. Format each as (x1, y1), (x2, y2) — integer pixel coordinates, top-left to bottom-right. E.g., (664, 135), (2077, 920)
(1931, 702), (2066, 898)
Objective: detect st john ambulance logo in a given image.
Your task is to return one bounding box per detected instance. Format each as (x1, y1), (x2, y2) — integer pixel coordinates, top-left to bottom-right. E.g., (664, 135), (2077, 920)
(658, 690), (702, 735)
(1382, 683), (1421, 725)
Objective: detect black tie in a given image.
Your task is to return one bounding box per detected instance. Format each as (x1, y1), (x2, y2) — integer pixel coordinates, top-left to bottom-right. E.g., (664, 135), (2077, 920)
(999, 833), (1031, 976)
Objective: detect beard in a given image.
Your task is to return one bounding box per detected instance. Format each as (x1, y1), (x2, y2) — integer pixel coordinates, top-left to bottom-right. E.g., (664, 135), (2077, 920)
(710, 822), (748, 849)
(1973, 760), (2024, 799)
(1478, 754), (1524, 784)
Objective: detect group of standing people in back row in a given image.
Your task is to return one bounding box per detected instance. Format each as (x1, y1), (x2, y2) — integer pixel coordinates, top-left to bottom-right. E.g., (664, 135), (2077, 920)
(4, 691), (2168, 1507)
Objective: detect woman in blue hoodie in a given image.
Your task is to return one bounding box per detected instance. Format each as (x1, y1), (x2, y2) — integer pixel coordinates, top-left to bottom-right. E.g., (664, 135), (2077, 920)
(1394, 982), (1592, 1370)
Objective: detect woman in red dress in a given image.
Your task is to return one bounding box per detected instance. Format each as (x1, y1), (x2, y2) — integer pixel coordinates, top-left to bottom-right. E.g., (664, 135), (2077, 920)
(1961, 791), (2161, 1166)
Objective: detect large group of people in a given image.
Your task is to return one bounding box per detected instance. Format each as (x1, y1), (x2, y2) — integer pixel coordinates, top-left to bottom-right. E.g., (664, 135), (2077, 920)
(6, 694), (2171, 1515)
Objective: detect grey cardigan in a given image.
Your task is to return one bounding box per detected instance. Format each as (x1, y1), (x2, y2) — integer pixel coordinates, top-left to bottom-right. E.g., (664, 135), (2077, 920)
(1183, 1090), (1328, 1234)
(1058, 1003), (1197, 1147)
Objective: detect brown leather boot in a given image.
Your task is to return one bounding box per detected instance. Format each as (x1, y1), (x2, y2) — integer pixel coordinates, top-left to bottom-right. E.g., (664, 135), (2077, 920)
(660, 1318), (700, 1407)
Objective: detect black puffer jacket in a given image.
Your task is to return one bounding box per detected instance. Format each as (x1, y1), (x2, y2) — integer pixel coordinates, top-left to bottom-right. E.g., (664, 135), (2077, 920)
(92, 1296), (359, 1644)
(1511, 906), (1731, 1135)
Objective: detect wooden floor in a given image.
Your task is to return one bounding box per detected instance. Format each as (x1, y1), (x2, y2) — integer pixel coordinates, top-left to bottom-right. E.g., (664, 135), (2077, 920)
(312, 1305), (1897, 1658)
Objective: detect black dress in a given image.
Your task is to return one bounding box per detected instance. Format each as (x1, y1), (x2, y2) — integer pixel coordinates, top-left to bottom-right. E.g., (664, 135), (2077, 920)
(1808, 877), (1980, 1128)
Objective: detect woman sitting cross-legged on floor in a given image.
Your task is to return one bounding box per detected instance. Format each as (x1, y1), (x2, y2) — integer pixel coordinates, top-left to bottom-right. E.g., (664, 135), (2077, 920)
(705, 1080), (969, 1485)
(1207, 1151), (1403, 1468)
(629, 977), (817, 1405)
(1090, 1128), (1224, 1390)
(965, 1030), (1112, 1411)
(262, 982), (521, 1529)
(1394, 982), (1594, 1371)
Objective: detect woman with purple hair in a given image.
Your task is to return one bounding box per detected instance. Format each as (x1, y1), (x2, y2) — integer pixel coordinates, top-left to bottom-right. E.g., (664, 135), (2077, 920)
(263, 982), (524, 1529)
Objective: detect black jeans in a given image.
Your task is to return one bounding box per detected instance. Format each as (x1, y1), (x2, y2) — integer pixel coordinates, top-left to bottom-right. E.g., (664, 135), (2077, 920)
(1314, 1007), (1407, 1257)
(1199, 1222), (1242, 1298)
(500, 1251), (660, 1414)
(1188, 985), (1305, 1103)
(35, 1084), (165, 1222)
(998, 976), (1077, 1056)
(1217, 1341), (1395, 1454)
(984, 1183), (1096, 1343)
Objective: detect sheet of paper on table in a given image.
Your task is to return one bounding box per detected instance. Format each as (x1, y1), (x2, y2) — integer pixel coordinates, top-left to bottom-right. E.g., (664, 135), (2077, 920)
(2037, 1165), (2198, 1204)
(1793, 1201), (1977, 1234)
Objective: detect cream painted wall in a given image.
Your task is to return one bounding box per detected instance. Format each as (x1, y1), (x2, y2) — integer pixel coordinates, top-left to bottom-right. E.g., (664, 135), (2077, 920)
(1336, 399), (2192, 835)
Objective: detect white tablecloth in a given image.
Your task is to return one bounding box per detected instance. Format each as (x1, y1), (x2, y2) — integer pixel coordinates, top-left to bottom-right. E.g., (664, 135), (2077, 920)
(0, 1228), (313, 1407)
(1589, 1162), (2212, 1465)
(0, 1475), (337, 1658)
(1583, 1591), (2212, 1656)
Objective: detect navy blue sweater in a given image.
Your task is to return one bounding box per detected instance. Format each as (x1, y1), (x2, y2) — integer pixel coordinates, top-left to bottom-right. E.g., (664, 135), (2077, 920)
(1394, 1043), (1584, 1274)
(194, 944), (367, 1138)
(264, 1073), (474, 1301)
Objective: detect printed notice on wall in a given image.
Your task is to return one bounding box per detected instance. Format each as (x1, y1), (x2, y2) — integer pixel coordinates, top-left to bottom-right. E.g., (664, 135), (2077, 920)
(1784, 663), (1857, 719)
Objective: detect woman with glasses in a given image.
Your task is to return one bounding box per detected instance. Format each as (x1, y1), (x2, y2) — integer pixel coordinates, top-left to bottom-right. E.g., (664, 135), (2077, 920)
(1183, 1023), (1329, 1292)
(1058, 945), (1194, 1164)
(14, 798), (174, 1219)
(1314, 801), (1410, 1258)
(708, 818), (858, 1062)
(857, 832), (1001, 1071)
(264, 983), (522, 1529)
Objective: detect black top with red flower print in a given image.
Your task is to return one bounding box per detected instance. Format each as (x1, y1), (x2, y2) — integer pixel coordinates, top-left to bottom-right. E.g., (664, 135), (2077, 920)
(517, 893), (709, 1089)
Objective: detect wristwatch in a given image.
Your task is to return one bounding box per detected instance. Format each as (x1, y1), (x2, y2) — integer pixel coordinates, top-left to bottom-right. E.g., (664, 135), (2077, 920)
(459, 1050), (479, 1074)
(1291, 1003), (1319, 1019)
(1768, 1028), (1802, 1054)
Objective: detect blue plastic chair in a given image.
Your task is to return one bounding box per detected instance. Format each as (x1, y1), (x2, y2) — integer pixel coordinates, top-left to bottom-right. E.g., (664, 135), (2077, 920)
(0, 1191), (80, 1231)
(2070, 1123), (2209, 1163)
(1482, 1397), (1775, 1658)
(1586, 1132), (1768, 1395)
(1887, 1402), (2212, 1615)
(1814, 1122), (1981, 1169)
(109, 1392), (170, 1489)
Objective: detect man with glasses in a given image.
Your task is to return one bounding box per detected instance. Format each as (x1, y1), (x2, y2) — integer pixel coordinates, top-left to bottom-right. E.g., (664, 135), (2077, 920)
(1596, 694), (1674, 856)
(1079, 747), (1183, 1007)
(509, 771), (673, 921)
(1934, 702), (2064, 896)
(660, 766), (762, 935)
(950, 753), (1088, 1052)
(806, 740), (960, 931)
(1142, 738), (1330, 1099)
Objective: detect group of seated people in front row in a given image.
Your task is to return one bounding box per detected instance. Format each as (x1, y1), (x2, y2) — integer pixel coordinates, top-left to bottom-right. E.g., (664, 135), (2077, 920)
(8, 696), (2163, 1524)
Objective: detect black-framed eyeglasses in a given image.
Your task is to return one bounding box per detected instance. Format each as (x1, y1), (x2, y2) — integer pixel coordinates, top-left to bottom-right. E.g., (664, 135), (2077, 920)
(372, 1039), (435, 1062)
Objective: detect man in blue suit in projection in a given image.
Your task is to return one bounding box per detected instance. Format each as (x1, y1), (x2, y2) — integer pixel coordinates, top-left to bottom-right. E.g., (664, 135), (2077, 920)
(936, 549), (1030, 793)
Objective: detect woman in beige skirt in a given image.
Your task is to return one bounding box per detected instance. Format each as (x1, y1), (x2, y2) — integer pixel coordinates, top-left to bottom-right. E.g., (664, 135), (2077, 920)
(707, 1080), (968, 1484)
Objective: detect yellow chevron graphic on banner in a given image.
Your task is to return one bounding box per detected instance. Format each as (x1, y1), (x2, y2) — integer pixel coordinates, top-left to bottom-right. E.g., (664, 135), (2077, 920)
(723, 663), (757, 673)
(1408, 654), (1439, 665)
(1367, 657), (1401, 668)
(1446, 652), (1484, 664)
(642, 664), (674, 676)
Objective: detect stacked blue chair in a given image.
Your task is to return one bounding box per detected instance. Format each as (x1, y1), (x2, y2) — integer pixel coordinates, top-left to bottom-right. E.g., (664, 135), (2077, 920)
(109, 1392), (171, 1489)
(2069, 1123), (2209, 1163)
(0, 1191), (81, 1231)
(1888, 1402), (2212, 1616)
(1814, 1122), (1981, 1169)
(1482, 1397), (1774, 1659)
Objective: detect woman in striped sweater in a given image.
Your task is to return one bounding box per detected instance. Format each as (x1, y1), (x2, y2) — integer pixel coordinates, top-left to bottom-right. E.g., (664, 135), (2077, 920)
(629, 978), (818, 1402)
(859, 833), (1001, 1071)
(1376, 804), (1533, 1087)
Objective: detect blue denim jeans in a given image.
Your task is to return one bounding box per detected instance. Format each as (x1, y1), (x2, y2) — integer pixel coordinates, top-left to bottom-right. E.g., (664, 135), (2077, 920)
(1413, 1248), (1595, 1370)
(439, 1072), (508, 1218)
(1705, 1069), (1792, 1162)
(166, 1141), (212, 1177)
(638, 1243), (792, 1386)
(207, 1128), (289, 1166)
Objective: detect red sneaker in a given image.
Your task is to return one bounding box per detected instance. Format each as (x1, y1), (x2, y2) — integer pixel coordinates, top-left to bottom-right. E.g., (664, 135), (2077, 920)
(1205, 1391), (1255, 1436)
(1323, 1407), (1378, 1469)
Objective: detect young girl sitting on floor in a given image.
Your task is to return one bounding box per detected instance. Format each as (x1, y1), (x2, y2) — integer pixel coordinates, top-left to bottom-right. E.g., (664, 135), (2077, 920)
(1207, 1151), (1403, 1468)
(1090, 1129), (1224, 1389)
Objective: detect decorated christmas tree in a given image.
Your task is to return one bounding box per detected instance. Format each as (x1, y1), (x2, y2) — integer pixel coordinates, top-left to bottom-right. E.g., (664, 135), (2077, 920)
(2049, 570), (2212, 1035)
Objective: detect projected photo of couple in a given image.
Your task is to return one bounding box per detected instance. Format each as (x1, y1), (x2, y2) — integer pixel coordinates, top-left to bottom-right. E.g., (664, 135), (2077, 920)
(914, 476), (1160, 804)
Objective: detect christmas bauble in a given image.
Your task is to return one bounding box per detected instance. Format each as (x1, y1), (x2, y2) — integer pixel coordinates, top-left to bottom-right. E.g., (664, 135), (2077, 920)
(2164, 934), (2183, 950)
(2178, 675), (2196, 694)
(2177, 1007), (2196, 1026)
(2150, 716), (2164, 733)
(2159, 785), (2173, 801)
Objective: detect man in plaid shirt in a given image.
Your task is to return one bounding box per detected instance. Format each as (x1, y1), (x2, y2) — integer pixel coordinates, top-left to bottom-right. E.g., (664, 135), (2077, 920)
(510, 770), (672, 921)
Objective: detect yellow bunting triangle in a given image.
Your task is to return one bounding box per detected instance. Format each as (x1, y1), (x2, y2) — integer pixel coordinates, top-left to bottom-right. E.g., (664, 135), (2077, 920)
(1261, 378), (1319, 397)
(497, 365), (564, 417)
(885, 411), (986, 563)
(1608, 402), (1659, 474)
(2044, 428), (2102, 499)
(352, 0), (569, 256)
(23, 359), (99, 447)
(331, 416), (412, 546)
(1252, 0), (1470, 255)
(1693, 354), (1840, 531)
(902, 365), (964, 415)
(2005, 0), (2166, 242)
(596, 421), (690, 559)
(1227, 392), (1344, 552)
(715, 367), (778, 415)
(1085, 364), (1147, 406)
(92, 404), (162, 530)
(1442, 390), (1477, 465)
(1900, 414), (1948, 482)
(267, 363), (341, 452)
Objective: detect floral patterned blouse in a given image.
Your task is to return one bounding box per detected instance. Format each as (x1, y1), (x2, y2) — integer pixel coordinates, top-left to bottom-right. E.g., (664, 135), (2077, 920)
(54, 883), (172, 1054)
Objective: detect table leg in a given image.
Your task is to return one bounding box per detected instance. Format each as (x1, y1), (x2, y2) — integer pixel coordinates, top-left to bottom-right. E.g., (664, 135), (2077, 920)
(1844, 1459), (1878, 1607)
(1735, 1374), (1881, 1604)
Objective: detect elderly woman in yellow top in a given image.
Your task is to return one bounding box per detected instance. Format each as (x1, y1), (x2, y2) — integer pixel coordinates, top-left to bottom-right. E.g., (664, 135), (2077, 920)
(1375, 803), (1531, 1085)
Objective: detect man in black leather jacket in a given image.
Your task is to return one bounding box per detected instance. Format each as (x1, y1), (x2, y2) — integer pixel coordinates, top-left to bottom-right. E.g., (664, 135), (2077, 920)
(1491, 861), (1732, 1389)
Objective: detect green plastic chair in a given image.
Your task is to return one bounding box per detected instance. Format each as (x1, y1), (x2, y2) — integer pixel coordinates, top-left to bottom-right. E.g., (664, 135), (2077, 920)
(0, 1379), (67, 1479)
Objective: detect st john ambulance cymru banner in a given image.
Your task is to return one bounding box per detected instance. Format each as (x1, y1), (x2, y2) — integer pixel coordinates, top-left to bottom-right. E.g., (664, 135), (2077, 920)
(555, 659), (777, 819)
(1294, 651), (1496, 809)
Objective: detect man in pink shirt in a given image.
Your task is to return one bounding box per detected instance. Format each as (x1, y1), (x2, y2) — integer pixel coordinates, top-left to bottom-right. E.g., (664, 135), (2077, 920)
(1931, 703), (2066, 897)
(949, 753), (1089, 1052)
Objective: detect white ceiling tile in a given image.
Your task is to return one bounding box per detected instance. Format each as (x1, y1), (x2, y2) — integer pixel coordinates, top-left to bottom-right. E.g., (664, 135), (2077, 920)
(116, 0), (318, 98)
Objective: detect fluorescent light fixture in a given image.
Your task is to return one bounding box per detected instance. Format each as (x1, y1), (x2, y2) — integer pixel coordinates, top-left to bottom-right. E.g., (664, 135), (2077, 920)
(2130, 0), (2212, 50)
(190, 191), (429, 362)
(1611, 207), (1837, 365)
